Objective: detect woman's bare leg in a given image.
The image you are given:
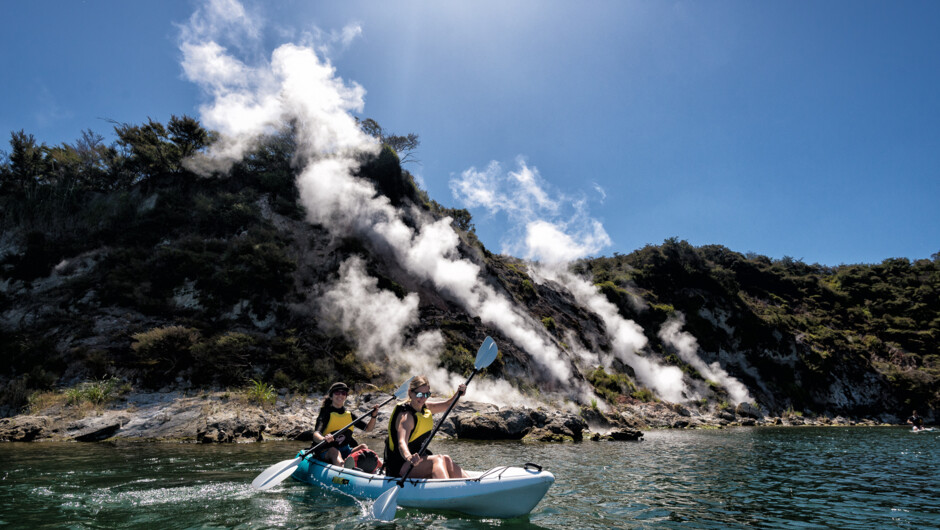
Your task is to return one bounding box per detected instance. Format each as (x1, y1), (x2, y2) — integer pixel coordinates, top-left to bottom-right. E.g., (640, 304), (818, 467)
(325, 447), (342, 465)
(404, 458), (436, 478)
(440, 455), (466, 478)
(430, 455), (449, 479)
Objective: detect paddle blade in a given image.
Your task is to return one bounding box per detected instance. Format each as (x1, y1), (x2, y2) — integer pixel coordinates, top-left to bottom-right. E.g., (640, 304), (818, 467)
(251, 457), (301, 491)
(371, 485), (400, 521)
(392, 376), (414, 400)
(474, 336), (498, 371)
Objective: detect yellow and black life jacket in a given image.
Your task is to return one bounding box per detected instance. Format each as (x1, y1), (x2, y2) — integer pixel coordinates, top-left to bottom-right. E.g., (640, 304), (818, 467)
(315, 405), (361, 448)
(321, 409), (353, 435)
(385, 402), (433, 456)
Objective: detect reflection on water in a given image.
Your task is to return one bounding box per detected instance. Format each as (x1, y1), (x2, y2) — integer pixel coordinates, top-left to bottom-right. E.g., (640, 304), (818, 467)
(1, 428), (938, 528)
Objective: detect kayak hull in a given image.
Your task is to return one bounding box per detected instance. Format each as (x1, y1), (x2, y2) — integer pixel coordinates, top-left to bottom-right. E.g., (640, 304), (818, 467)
(292, 455), (554, 518)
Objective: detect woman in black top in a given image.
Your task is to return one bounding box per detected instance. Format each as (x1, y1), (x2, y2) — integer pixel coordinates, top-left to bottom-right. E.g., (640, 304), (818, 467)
(313, 382), (378, 465)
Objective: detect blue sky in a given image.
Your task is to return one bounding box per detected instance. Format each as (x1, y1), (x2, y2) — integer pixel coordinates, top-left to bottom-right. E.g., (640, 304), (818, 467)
(2, 0), (938, 266)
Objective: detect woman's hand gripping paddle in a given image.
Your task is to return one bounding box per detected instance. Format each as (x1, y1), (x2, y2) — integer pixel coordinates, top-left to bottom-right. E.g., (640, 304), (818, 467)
(250, 377), (414, 491)
(372, 337), (498, 521)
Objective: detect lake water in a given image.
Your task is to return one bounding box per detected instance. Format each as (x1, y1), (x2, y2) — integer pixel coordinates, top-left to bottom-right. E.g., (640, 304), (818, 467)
(1, 427), (938, 528)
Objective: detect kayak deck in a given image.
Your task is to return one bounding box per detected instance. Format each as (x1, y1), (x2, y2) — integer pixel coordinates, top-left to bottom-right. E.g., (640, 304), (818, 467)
(292, 454), (554, 518)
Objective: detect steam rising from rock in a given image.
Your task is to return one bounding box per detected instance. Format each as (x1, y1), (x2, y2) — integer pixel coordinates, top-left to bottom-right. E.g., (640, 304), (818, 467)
(180, 0), (572, 405)
(180, 0), (753, 409)
(452, 158), (694, 402)
(659, 314), (754, 405)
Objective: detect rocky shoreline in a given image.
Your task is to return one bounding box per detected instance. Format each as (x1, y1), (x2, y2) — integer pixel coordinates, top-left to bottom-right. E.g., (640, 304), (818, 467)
(0, 390), (903, 444)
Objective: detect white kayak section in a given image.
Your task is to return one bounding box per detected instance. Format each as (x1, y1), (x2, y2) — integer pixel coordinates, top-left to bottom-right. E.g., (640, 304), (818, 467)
(292, 455), (554, 518)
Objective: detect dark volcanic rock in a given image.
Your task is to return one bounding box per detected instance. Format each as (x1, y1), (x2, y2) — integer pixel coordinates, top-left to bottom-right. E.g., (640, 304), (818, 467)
(608, 428), (643, 441)
(523, 427), (573, 442)
(68, 414), (131, 442)
(452, 406), (585, 441)
(454, 407), (539, 439)
(73, 422), (122, 442)
(735, 402), (762, 419)
(591, 427), (644, 441)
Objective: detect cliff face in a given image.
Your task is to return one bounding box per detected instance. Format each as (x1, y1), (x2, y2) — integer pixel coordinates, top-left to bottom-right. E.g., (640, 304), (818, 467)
(1, 142), (937, 423)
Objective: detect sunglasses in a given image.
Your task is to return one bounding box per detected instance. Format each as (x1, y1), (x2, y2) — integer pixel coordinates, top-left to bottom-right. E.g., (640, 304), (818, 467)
(413, 391), (431, 398)
(332, 390), (348, 396)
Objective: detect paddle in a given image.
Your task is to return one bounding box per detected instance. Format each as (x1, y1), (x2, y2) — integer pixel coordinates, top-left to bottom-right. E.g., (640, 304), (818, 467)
(250, 377), (413, 491)
(372, 336), (498, 521)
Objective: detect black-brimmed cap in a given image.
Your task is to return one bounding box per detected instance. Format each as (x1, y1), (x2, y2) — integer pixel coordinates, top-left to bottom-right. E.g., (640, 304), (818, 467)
(328, 382), (349, 395)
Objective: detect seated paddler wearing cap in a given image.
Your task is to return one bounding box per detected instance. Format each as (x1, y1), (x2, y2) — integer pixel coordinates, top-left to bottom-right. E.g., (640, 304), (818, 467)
(312, 382), (378, 465)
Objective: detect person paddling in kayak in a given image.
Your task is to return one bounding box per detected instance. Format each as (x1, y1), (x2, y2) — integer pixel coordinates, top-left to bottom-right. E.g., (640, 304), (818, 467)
(313, 382), (379, 466)
(385, 375), (469, 479)
(907, 410), (925, 431)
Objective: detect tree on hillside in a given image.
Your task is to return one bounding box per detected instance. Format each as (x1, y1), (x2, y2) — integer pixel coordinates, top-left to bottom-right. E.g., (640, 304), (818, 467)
(113, 115), (211, 181)
(3, 131), (49, 197)
(357, 118), (420, 165)
(70, 129), (122, 191)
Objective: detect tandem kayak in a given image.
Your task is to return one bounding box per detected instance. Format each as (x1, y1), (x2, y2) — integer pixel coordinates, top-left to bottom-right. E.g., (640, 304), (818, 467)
(291, 454), (554, 518)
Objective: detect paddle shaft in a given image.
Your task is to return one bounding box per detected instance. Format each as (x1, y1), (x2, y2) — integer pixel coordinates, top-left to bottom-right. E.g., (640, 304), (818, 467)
(396, 369), (478, 485)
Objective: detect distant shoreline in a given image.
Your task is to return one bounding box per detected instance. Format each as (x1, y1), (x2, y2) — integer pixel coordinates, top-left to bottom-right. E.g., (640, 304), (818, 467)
(0, 390), (909, 444)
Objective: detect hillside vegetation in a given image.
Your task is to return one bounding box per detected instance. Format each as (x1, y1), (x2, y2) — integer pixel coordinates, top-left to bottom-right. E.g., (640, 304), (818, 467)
(1, 118), (937, 421)
(575, 242), (939, 416)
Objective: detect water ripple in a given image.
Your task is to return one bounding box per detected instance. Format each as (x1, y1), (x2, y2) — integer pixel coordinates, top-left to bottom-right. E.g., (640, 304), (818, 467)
(1, 429), (939, 528)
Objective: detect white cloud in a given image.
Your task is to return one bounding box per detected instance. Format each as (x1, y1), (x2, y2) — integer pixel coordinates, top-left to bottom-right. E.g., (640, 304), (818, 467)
(593, 182), (607, 202)
(178, 0), (261, 50)
(450, 161), (511, 213)
(337, 23), (363, 48)
(451, 158), (611, 263)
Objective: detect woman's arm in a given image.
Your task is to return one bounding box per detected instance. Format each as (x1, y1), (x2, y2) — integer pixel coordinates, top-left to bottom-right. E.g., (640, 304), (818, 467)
(426, 384), (466, 414)
(313, 431), (335, 443)
(363, 405), (379, 432)
(396, 413), (417, 460)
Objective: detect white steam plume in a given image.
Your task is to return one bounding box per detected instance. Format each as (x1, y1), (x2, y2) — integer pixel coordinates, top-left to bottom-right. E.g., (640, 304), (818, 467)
(318, 256), (442, 371)
(180, 0), (576, 403)
(658, 313), (753, 405)
(544, 269), (689, 403)
(452, 157), (692, 402)
(319, 258), (536, 406)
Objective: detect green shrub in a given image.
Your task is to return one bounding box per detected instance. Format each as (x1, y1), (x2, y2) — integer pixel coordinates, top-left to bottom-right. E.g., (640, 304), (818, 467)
(520, 279), (537, 299)
(588, 367), (635, 403)
(64, 377), (129, 406)
(131, 326), (200, 387)
(631, 386), (658, 403)
(245, 379), (276, 407)
(439, 343), (474, 375)
(191, 332), (257, 386)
